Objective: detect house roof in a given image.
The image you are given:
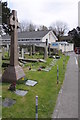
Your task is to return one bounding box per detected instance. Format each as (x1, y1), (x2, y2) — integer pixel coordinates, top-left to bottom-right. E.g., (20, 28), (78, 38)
(2, 30), (50, 40)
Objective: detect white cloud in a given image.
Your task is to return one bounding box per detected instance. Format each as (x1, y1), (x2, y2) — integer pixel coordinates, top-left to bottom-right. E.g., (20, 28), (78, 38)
(2, 0), (80, 30)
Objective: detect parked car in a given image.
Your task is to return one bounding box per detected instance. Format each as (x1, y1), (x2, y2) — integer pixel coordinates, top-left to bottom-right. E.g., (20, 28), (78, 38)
(75, 47), (80, 54)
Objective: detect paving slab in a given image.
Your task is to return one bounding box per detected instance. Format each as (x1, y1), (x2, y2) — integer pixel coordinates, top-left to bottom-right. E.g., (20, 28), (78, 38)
(52, 52), (78, 118)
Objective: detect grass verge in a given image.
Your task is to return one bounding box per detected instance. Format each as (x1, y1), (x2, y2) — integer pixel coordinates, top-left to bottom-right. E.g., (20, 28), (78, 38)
(2, 55), (69, 118)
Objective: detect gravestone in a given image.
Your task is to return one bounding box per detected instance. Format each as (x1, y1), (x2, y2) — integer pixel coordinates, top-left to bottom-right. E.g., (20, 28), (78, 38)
(29, 45), (32, 56)
(14, 90), (28, 96)
(44, 39), (48, 59)
(2, 98), (16, 107)
(7, 44), (10, 57)
(2, 47), (5, 58)
(25, 80), (37, 86)
(2, 10), (25, 83)
(48, 44), (51, 56)
(21, 48), (24, 59)
(44, 46), (48, 59)
(32, 44), (35, 55)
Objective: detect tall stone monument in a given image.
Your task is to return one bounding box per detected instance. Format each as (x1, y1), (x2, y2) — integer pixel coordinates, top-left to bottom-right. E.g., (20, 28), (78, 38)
(2, 10), (25, 83)
(44, 39), (48, 59)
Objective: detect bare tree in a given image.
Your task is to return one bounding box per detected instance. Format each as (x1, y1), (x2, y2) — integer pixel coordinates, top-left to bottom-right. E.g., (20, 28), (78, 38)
(37, 25), (48, 31)
(49, 21), (69, 41)
(27, 22), (36, 31)
(19, 21), (28, 32)
(19, 21), (36, 32)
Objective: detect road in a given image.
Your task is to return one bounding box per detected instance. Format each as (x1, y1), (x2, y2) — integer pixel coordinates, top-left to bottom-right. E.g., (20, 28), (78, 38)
(52, 52), (78, 118)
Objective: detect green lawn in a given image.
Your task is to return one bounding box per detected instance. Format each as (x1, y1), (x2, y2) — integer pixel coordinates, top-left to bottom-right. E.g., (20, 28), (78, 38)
(2, 55), (69, 118)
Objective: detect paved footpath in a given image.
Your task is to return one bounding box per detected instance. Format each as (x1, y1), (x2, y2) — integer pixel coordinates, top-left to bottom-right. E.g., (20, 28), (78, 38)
(52, 52), (78, 118)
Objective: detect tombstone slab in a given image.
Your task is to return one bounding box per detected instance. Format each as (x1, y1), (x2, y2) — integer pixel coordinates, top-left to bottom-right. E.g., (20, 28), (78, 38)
(2, 98), (16, 107)
(2, 10), (25, 83)
(39, 59), (46, 63)
(14, 90), (28, 96)
(25, 80), (37, 86)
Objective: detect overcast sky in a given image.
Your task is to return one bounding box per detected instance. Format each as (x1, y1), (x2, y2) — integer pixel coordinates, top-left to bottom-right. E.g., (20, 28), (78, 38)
(2, 0), (80, 31)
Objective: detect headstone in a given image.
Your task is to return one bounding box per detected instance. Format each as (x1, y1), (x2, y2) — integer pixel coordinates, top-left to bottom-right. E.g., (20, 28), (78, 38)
(32, 44), (35, 55)
(2, 98), (16, 107)
(2, 10), (25, 83)
(44, 39), (48, 59)
(25, 80), (37, 86)
(21, 48), (24, 59)
(2, 47), (5, 58)
(7, 44), (10, 57)
(14, 90), (28, 96)
(44, 46), (48, 59)
(48, 44), (51, 56)
(29, 45), (32, 56)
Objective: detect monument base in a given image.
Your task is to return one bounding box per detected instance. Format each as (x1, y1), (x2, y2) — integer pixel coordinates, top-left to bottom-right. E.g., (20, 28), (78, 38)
(2, 65), (25, 83)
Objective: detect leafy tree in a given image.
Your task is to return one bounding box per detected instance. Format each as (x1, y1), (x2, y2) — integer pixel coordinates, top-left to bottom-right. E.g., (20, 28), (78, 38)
(2, 1), (11, 34)
(68, 26), (80, 47)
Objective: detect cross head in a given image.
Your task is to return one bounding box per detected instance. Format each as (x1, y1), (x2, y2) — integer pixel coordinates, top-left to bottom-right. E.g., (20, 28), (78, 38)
(9, 10), (19, 31)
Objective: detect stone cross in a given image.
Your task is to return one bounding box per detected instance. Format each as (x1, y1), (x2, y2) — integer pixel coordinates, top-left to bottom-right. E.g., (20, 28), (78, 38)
(2, 10), (25, 83)
(9, 10), (19, 66)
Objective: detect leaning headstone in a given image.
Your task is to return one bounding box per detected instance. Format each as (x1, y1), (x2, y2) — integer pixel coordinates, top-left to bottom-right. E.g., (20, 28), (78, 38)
(2, 98), (16, 107)
(2, 10), (25, 83)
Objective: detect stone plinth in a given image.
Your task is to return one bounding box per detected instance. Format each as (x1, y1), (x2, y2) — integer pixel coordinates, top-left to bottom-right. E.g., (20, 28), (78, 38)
(2, 10), (25, 83)
(2, 65), (25, 83)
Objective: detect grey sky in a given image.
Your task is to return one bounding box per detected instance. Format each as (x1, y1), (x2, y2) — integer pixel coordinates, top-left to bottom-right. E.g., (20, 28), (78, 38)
(2, 0), (80, 30)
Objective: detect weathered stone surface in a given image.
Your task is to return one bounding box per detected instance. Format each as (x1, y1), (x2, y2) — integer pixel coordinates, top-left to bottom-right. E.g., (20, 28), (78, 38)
(14, 90), (28, 96)
(29, 45), (32, 56)
(32, 44), (35, 55)
(44, 47), (48, 59)
(39, 59), (46, 63)
(2, 65), (25, 83)
(2, 98), (16, 107)
(25, 80), (37, 86)
(2, 10), (25, 83)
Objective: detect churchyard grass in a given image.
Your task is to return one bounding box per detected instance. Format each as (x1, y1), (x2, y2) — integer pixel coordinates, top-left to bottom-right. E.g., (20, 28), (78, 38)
(2, 55), (69, 118)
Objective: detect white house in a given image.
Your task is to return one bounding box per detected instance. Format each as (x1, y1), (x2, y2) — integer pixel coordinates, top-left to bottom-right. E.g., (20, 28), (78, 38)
(51, 42), (74, 52)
